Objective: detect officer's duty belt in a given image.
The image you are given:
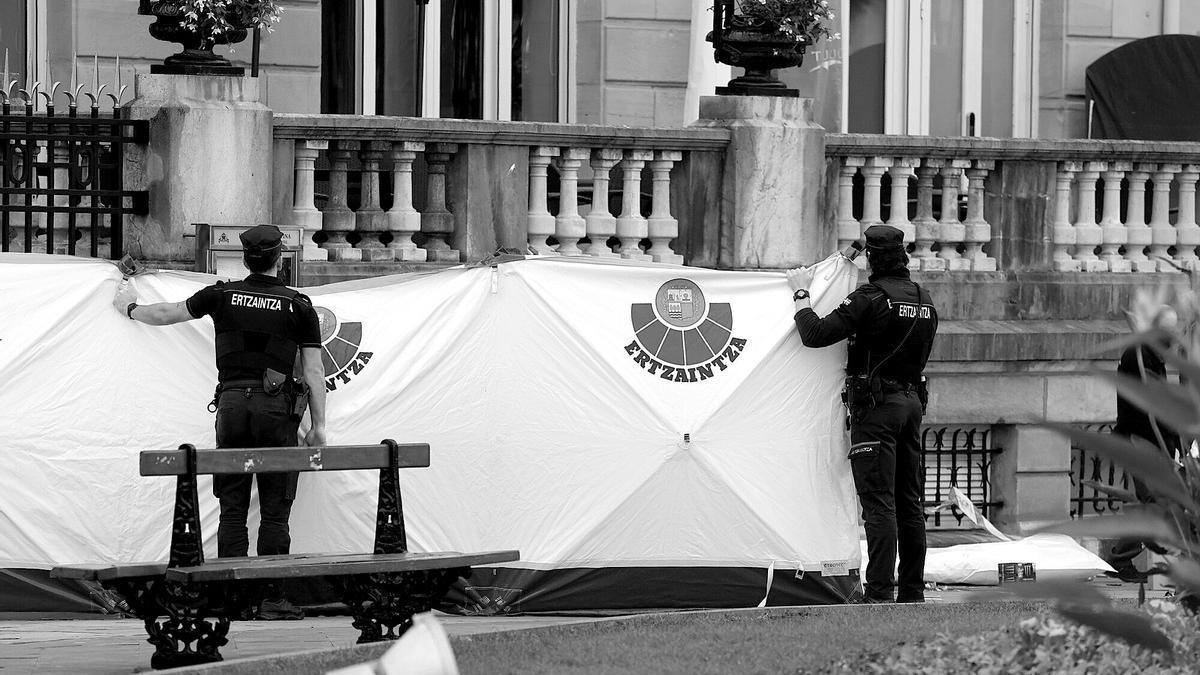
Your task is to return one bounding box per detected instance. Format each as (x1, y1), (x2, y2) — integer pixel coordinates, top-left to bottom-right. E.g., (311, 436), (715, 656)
(878, 377), (918, 393)
(218, 379), (267, 393)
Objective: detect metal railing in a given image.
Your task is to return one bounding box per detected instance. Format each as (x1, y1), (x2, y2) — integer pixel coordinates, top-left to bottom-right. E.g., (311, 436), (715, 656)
(0, 87), (148, 259)
(922, 426), (1002, 528)
(1069, 422), (1135, 518)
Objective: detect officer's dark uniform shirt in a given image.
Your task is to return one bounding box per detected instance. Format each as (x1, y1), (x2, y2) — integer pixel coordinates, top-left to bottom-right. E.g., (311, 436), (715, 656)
(185, 274), (322, 384)
(794, 267), (937, 383)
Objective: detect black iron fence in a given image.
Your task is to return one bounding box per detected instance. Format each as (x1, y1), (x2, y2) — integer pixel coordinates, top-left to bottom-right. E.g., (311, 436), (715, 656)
(1, 88), (147, 259)
(1069, 422), (1133, 518)
(922, 426), (1003, 528)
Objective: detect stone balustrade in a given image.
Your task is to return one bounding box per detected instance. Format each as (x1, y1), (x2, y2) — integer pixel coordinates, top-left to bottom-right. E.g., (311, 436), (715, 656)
(825, 135), (1200, 273)
(272, 116), (729, 267)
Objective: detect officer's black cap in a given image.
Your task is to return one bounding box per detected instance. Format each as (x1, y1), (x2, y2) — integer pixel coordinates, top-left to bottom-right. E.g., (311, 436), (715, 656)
(240, 224), (283, 260)
(864, 224), (905, 251)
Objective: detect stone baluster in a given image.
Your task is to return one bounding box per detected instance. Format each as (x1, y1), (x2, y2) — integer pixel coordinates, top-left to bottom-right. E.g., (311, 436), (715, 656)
(835, 157), (864, 254)
(386, 141), (426, 261)
(647, 150), (684, 264)
(321, 141), (360, 261)
(912, 159), (945, 271)
(1098, 161), (1132, 273)
(355, 141), (391, 260)
(963, 160), (997, 271)
(554, 147), (589, 256)
(421, 143), (460, 262)
(1176, 165), (1200, 269)
(1148, 164), (1179, 272)
(1071, 161), (1106, 271)
(1051, 162), (1081, 271)
(860, 157), (890, 231)
(616, 150), (653, 260)
(937, 160), (971, 270)
(886, 157), (917, 247)
(1123, 165), (1153, 271)
(527, 146), (559, 255)
(585, 149), (621, 257)
(292, 140), (328, 261)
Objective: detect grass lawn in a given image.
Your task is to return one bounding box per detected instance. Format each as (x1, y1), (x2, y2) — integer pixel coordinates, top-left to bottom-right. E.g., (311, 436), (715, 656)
(450, 600), (1067, 674)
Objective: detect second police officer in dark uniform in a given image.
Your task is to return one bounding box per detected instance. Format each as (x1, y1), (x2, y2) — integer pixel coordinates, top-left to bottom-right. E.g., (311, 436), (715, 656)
(114, 224), (327, 619)
(786, 224), (938, 604)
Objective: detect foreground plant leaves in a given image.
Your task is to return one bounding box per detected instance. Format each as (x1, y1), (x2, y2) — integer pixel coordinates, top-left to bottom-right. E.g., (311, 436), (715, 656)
(1097, 370), (1200, 435)
(1080, 479), (1139, 504)
(1032, 512), (1187, 551)
(1044, 423), (1197, 510)
(1168, 557), (1200, 597)
(986, 580), (1174, 652)
(1056, 602), (1175, 652)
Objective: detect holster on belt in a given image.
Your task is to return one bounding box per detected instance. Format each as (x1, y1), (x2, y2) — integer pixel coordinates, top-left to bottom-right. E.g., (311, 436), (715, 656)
(263, 368), (289, 396)
(842, 374), (880, 419)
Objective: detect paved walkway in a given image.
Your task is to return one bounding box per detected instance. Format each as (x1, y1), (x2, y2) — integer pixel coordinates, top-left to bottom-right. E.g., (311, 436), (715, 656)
(0, 612), (605, 674)
(0, 578), (1160, 675)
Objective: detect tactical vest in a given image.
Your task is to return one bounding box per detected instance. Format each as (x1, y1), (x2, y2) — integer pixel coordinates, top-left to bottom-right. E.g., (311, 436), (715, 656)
(211, 280), (306, 380)
(846, 281), (936, 385)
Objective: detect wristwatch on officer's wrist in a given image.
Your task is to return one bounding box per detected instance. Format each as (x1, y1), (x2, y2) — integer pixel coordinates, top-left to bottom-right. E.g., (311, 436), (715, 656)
(793, 288), (810, 301)
(126, 302), (138, 320)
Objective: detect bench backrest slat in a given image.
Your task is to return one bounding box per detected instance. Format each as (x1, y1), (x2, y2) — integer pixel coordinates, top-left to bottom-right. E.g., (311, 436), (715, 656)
(140, 443), (430, 476)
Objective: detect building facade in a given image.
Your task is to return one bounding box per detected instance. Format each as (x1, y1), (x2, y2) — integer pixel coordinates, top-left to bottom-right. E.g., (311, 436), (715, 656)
(2, 0), (1197, 138)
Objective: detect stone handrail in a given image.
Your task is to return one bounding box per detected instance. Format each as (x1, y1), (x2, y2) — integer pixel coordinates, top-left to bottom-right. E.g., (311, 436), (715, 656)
(272, 114), (731, 266)
(826, 133), (1200, 272)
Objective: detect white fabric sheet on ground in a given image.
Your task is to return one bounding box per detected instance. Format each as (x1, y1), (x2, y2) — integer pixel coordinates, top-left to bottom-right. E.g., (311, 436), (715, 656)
(859, 534), (1116, 586)
(0, 252), (862, 586)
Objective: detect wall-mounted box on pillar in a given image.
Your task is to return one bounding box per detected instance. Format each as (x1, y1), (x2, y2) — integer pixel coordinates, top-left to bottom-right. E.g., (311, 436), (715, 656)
(194, 223), (304, 285)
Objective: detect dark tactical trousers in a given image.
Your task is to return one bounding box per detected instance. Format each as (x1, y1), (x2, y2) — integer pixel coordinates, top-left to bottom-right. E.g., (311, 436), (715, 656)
(849, 389), (926, 603)
(213, 389), (300, 558)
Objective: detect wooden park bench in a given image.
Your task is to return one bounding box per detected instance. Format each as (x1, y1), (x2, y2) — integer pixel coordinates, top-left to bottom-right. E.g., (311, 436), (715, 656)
(51, 440), (519, 670)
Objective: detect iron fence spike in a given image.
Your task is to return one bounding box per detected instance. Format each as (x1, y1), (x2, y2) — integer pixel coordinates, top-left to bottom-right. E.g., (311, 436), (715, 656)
(65, 84), (85, 107)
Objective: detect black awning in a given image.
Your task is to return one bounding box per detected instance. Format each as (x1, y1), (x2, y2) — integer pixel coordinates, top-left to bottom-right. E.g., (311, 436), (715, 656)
(1086, 34), (1200, 140)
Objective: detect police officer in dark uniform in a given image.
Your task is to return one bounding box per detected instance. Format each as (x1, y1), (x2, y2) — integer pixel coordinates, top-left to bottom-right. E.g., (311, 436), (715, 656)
(786, 224), (938, 604)
(113, 224), (327, 618)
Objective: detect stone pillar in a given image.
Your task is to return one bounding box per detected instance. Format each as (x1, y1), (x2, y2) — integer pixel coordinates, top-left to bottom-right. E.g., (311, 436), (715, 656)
(386, 141), (426, 261)
(553, 147), (589, 256)
(693, 96), (829, 268)
(322, 142), (360, 261)
(585, 149), (621, 257)
(527, 147), (559, 255)
(912, 160), (944, 271)
(990, 425), (1073, 534)
(355, 141), (391, 261)
(421, 143), (460, 263)
(124, 74), (272, 262)
(291, 140), (328, 262)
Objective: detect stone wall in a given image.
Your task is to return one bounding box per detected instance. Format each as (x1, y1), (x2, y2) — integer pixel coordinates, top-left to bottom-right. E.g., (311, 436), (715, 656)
(576, 0), (693, 127)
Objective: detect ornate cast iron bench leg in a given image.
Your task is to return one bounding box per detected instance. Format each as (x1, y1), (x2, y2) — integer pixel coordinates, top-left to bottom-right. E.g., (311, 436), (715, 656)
(105, 577), (259, 670)
(340, 567), (468, 643)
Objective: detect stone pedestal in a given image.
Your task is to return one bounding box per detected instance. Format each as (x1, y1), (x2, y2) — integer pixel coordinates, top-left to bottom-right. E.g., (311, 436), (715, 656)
(989, 425), (1074, 535)
(123, 74), (272, 261)
(692, 96), (830, 268)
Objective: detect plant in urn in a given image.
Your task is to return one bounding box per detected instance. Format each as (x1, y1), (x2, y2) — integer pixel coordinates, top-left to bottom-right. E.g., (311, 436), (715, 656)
(707, 0), (838, 97)
(137, 0), (282, 75)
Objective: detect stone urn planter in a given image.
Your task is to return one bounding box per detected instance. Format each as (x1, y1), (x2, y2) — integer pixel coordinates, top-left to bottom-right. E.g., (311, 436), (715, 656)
(138, 0), (248, 76)
(706, 2), (806, 97)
